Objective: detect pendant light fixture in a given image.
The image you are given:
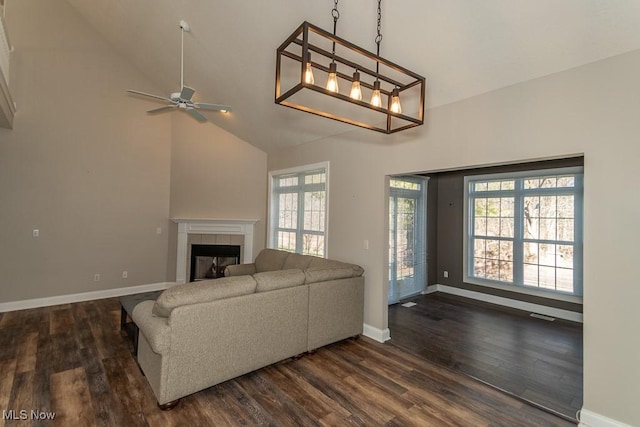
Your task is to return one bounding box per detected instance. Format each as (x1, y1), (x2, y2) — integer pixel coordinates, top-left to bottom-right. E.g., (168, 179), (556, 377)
(349, 71), (363, 100)
(370, 80), (382, 107)
(371, 1), (384, 107)
(390, 88), (402, 113)
(275, 0), (426, 133)
(326, 62), (339, 93)
(304, 52), (315, 84)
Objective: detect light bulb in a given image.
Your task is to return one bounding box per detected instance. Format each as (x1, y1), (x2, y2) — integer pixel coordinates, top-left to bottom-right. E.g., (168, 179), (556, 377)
(326, 62), (339, 93)
(390, 88), (402, 114)
(304, 53), (314, 85)
(350, 71), (362, 101)
(370, 80), (382, 107)
(305, 63), (315, 85)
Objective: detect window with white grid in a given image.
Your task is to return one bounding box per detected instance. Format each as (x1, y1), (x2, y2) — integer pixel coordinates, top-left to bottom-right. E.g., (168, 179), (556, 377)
(269, 163), (328, 257)
(464, 167), (583, 297)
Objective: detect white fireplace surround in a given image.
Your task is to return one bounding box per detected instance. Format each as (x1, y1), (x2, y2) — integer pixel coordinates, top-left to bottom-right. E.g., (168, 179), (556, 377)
(172, 218), (258, 284)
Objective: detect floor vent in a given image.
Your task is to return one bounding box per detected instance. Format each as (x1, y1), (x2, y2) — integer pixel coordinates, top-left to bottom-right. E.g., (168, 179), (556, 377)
(401, 302), (417, 308)
(530, 313), (555, 321)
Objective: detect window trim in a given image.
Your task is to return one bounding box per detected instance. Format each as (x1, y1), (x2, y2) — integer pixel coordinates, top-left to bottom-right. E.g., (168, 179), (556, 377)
(463, 166), (583, 303)
(267, 161), (330, 257)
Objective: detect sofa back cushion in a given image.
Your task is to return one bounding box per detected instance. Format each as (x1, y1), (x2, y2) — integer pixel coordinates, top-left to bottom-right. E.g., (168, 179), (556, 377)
(282, 253), (314, 270)
(304, 266), (362, 284)
(253, 269), (306, 292)
(307, 258), (365, 277)
(152, 276), (257, 317)
(255, 249), (290, 272)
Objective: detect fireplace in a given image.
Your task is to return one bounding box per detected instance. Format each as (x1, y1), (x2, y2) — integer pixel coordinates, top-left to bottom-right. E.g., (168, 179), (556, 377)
(190, 244), (241, 281)
(173, 219), (258, 284)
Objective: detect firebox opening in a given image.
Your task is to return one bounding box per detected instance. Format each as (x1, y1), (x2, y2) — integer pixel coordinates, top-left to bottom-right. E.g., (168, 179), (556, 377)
(190, 244), (241, 282)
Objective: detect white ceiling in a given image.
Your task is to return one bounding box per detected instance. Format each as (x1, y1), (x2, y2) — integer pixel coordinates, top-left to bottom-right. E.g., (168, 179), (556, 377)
(64, 0), (640, 153)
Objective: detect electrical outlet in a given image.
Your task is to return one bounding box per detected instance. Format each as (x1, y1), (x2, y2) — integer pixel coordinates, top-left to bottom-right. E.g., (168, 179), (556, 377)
(122, 271), (128, 279)
(94, 274), (100, 282)
(32, 229), (39, 238)
(444, 271), (449, 278)
(156, 227), (162, 235)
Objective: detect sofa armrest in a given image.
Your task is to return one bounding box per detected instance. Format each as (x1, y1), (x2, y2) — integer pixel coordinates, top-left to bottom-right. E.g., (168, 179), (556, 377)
(307, 276), (364, 351)
(224, 263), (257, 277)
(131, 300), (171, 355)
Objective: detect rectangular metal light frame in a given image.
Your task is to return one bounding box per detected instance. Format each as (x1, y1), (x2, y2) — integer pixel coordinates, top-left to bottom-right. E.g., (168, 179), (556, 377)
(276, 21), (426, 134)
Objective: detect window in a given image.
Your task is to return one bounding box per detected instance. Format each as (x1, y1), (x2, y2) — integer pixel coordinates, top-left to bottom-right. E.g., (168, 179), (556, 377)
(464, 167), (583, 297)
(268, 162), (328, 257)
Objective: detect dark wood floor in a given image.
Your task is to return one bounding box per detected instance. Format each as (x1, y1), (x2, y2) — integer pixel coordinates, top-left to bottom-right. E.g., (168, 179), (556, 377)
(388, 292), (583, 422)
(0, 297), (574, 426)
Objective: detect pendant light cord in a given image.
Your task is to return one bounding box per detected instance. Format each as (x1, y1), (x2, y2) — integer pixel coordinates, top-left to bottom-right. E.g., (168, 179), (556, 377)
(375, 0), (382, 78)
(180, 24), (185, 89)
(331, 0), (339, 62)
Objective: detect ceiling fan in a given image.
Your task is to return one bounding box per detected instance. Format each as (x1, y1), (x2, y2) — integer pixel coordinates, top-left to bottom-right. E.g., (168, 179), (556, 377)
(127, 20), (231, 122)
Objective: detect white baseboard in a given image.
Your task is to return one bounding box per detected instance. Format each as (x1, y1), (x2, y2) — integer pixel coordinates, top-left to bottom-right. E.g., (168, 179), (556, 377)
(0, 282), (175, 313)
(363, 323), (391, 343)
(579, 409), (632, 427)
(428, 284), (583, 323)
(422, 286), (438, 295)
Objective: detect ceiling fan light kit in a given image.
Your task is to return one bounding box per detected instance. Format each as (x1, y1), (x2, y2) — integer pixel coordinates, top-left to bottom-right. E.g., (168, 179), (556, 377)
(275, 0), (425, 134)
(126, 20), (231, 122)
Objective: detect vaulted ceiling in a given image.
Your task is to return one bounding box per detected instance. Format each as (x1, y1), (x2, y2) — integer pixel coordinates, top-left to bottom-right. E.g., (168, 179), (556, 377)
(64, 0), (640, 153)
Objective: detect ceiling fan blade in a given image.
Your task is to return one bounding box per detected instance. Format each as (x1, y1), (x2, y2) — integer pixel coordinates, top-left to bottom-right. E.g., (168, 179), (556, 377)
(127, 89), (172, 103)
(147, 105), (176, 114)
(194, 102), (232, 112)
(180, 86), (195, 101)
(185, 107), (207, 122)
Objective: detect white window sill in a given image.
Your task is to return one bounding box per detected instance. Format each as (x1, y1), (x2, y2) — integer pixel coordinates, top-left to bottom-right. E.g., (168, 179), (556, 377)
(463, 276), (583, 304)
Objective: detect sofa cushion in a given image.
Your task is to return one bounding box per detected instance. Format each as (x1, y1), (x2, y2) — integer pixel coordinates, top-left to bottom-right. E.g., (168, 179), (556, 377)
(224, 263), (257, 277)
(152, 276), (257, 317)
(307, 258), (365, 277)
(255, 249), (290, 272)
(304, 266), (362, 284)
(253, 269), (306, 292)
(282, 253), (314, 270)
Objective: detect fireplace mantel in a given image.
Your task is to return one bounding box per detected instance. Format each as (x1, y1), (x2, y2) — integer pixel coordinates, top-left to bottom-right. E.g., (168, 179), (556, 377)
(172, 218), (258, 284)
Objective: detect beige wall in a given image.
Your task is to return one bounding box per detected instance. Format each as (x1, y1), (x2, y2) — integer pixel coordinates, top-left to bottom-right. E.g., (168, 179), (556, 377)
(0, 0), (172, 301)
(0, 0), (268, 302)
(167, 112), (267, 280)
(268, 50), (640, 425)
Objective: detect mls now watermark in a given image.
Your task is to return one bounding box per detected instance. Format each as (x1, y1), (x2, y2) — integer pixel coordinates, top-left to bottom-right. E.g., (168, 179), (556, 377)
(3, 410), (56, 421)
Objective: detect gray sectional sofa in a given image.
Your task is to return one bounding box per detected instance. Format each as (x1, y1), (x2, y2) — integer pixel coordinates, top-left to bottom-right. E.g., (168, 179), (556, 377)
(132, 249), (365, 408)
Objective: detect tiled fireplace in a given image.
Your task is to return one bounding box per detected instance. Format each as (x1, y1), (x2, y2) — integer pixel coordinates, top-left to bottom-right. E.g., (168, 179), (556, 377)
(172, 219), (258, 284)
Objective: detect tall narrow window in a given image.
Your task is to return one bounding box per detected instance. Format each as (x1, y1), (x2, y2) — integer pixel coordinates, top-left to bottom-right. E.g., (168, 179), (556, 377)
(269, 162), (329, 257)
(389, 176), (427, 304)
(464, 167), (583, 297)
